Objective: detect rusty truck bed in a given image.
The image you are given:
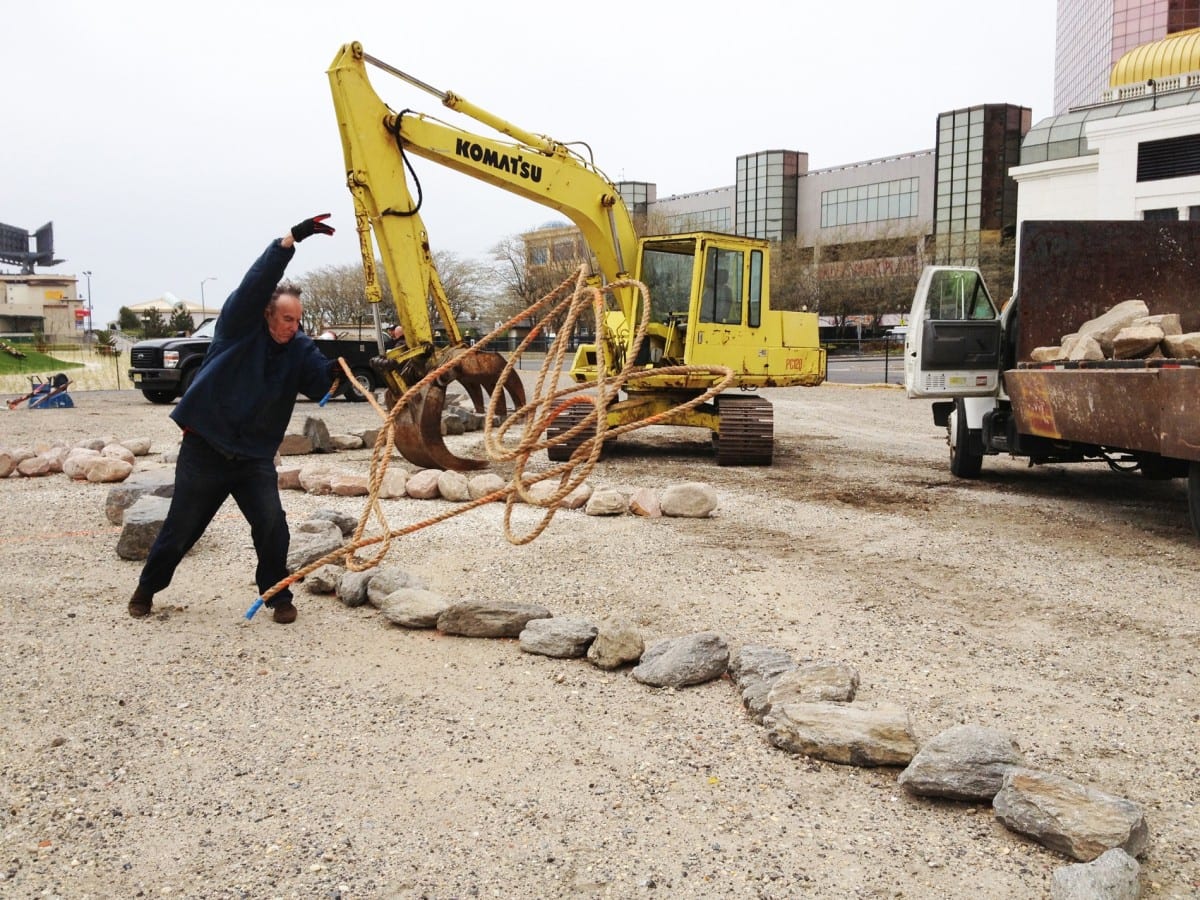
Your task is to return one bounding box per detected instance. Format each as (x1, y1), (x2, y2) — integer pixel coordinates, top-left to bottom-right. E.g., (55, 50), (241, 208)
(1008, 221), (1200, 461)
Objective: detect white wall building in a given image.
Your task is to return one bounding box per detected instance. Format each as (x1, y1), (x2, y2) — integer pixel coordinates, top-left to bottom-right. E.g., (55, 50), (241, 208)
(1013, 28), (1200, 276)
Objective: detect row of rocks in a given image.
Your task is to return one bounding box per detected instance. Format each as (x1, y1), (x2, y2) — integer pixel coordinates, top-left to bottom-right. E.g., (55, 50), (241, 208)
(277, 405), (488, 457)
(731, 646), (1148, 869)
(1030, 298), (1200, 363)
(289, 551), (1149, 895)
(0, 437), (151, 483)
(105, 463), (720, 566)
(277, 417), (372, 456)
(280, 461), (718, 518)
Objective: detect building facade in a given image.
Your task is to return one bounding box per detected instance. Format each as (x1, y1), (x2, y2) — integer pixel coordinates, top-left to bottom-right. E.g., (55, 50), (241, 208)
(934, 105), (1031, 266)
(1054, 0), (1200, 114)
(0, 274), (85, 337)
(1015, 29), (1200, 277)
(520, 102), (1028, 324)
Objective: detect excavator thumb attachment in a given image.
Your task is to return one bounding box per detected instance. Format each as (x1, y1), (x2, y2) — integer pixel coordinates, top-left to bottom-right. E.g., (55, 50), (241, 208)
(392, 347), (526, 471)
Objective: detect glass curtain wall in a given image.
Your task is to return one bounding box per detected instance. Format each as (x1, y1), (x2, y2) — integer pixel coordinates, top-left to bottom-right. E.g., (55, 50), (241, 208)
(735, 151), (801, 241)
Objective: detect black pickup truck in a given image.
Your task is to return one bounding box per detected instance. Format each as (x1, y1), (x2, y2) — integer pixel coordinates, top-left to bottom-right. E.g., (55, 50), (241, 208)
(128, 319), (383, 404)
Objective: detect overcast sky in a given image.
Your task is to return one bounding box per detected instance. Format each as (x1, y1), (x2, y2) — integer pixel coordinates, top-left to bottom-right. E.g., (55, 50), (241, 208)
(5, 0), (1056, 327)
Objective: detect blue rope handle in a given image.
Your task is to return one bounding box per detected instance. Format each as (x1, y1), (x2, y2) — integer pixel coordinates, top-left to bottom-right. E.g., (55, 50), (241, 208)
(319, 376), (341, 407)
(244, 597), (265, 620)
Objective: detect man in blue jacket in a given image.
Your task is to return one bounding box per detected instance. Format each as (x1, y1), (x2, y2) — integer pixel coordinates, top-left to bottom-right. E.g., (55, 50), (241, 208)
(129, 215), (337, 624)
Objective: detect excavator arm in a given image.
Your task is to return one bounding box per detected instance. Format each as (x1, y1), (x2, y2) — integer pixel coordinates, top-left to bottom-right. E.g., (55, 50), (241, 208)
(327, 41), (643, 469)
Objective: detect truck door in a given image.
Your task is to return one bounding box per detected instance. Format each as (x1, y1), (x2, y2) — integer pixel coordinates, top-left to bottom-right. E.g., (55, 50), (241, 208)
(904, 266), (1002, 398)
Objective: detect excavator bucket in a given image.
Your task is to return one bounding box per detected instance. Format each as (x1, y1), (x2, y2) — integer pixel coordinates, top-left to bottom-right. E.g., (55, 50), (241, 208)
(391, 347), (526, 471)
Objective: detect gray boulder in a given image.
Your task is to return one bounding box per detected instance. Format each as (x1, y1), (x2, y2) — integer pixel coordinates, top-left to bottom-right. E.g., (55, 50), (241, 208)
(366, 567), (430, 605)
(586, 618), (644, 670)
(379, 588), (452, 628)
(728, 645), (797, 688)
(993, 768), (1149, 861)
(766, 661), (859, 706)
(116, 495), (172, 561)
(898, 724), (1024, 801)
(1051, 848), (1141, 900)
(303, 416), (334, 453)
(286, 528), (344, 573)
(105, 471), (175, 525)
(632, 632), (729, 687)
(659, 482), (718, 518)
(437, 600), (552, 638)
(310, 507), (358, 537)
(305, 564), (344, 594)
(336, 568), (379, 607)
(766, 701), (918, 767)
(519, 617), (598, 658)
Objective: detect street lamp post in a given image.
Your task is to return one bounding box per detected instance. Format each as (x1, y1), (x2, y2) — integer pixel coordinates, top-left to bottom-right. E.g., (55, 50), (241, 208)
(200, 276), (216, 307)
(82, 270), (93, 336)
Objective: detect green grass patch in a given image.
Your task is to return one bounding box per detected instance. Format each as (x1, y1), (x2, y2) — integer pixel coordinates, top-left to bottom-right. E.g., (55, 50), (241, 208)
(0, 348), (84, 376)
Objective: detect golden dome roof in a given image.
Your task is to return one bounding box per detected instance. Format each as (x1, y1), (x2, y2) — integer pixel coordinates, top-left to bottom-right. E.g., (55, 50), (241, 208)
(1111, 27), (1200, 87)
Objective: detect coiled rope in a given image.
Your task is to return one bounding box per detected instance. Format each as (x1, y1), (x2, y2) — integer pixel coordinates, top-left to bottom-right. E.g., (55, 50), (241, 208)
(249, 265), (733, 613)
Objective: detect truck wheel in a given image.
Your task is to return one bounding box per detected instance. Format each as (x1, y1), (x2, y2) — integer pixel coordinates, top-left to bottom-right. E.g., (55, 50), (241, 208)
(179, 367), (198, 398)
(343, 368), (374, 402)
(1188, 463), (1200, 537)
(949, 400), (983, 479)
(141, 389), (175, 405)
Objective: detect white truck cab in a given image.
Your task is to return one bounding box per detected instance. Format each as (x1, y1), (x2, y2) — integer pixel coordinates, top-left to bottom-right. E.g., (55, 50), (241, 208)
(904, 266), (1006, 477)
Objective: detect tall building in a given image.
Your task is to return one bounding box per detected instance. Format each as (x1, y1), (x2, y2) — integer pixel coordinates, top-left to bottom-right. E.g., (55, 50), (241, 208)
(1055, 0), (1200, 113)
(934, 105), (1031, 266)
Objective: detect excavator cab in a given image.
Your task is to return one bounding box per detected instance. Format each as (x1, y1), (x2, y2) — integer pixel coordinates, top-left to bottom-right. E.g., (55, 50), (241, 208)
(569, 232), (820, 395)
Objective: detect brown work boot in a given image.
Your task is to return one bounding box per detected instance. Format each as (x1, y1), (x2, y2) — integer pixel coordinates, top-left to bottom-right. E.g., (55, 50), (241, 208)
(271, 600), (297, 625)
(128, 587), (153, 618)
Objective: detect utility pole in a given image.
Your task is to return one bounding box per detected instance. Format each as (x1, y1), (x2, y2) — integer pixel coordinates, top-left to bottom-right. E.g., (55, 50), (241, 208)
(82, 270), (93, 335)
(200, 276), (216, 307)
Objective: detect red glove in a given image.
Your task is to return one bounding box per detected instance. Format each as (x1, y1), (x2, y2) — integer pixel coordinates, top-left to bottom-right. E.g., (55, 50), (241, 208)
(291, 214), (335, 242)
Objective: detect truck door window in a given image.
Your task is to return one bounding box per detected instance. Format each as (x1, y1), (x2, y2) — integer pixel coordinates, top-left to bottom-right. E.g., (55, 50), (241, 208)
(924, 270), (997, 321)
(700, 247), (744, 325)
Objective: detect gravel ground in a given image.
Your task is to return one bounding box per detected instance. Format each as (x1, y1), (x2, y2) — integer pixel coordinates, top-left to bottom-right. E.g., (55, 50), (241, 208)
(1, 379), (1198, 899)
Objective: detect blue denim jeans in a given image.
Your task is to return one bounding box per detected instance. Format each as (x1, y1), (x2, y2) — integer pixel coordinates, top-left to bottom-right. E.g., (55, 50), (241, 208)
(138, 431), (292, 607)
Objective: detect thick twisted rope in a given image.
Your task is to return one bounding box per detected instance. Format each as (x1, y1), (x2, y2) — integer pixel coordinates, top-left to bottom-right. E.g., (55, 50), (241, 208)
(250, 266), (733, 611)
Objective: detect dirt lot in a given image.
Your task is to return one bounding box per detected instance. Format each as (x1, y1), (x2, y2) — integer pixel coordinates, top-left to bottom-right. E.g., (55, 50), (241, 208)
(1, 379), (1197, 898)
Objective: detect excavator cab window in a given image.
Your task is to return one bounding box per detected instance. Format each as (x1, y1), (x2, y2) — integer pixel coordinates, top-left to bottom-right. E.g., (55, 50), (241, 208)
(748, 250), (763, 328)
(701, 247), (744, 325)
(642, 243), (697, 323)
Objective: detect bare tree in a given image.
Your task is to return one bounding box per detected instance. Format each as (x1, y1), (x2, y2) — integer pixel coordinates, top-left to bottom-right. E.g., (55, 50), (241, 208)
(770, 223), (928, 336)
(489, 235), (585, 332)
(296, 263), (372, 335)
(430, 250), (496, 334)
(295, 251), (500, 341)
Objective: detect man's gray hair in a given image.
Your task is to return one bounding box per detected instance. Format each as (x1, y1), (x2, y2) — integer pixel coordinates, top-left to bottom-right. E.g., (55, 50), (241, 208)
(267, 281), (303, 315)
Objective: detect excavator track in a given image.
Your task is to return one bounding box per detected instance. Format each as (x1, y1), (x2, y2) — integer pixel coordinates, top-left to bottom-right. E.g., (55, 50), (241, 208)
(546, 400), (600, 462)
(713, 394), (773, 466)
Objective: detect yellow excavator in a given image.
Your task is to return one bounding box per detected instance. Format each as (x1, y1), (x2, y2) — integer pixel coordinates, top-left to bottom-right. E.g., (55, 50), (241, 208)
(327, 42), (825, 469)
